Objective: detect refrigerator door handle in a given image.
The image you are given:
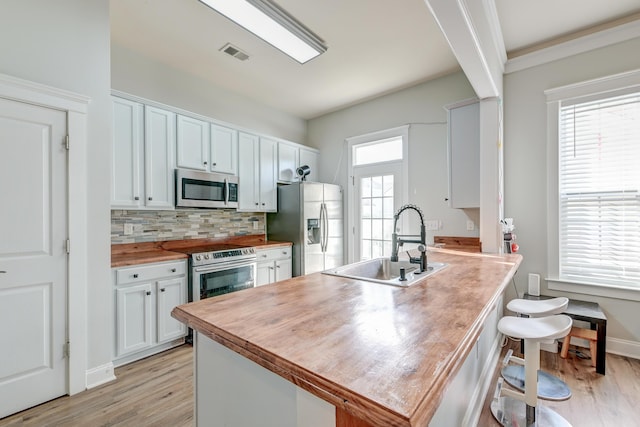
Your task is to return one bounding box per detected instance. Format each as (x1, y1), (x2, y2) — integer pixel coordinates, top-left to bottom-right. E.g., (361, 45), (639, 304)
(321, 202), (329, 253)
(319, 203), (325, 252)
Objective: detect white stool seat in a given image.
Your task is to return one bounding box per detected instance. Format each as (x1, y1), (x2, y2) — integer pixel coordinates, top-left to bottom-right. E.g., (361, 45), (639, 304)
(498, 315), (572, 342)
(507, 297), (569, 317)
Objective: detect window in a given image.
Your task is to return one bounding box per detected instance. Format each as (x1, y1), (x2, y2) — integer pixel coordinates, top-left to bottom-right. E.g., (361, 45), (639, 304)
(547, 71), (640, 295)
(347, 126), (409, 262)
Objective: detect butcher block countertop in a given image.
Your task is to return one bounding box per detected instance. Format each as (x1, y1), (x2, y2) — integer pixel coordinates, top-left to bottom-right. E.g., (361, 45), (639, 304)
(111, 235), (291, 267)
(172, 249), (523, 427)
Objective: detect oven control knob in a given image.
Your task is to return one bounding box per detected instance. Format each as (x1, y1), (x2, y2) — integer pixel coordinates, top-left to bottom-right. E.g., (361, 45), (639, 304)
(195, 255), (202, 261)
(204, 254), (210, 259)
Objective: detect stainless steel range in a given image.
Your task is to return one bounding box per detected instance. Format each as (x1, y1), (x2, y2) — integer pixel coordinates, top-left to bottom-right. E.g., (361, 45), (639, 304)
(173, 244), (257, 302)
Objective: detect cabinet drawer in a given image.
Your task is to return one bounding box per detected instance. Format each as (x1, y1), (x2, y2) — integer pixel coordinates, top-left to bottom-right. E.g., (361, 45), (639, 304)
(256, 246), (291, 262)
(116, 260), (186, 285)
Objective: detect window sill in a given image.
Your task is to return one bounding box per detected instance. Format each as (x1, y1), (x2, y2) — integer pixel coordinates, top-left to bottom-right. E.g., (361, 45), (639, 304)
(547, 278), (640, 302)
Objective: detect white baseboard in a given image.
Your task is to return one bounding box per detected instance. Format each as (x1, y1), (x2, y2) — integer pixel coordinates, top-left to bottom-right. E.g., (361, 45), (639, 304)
(86, 362), (116, 390)
(607, 337), (640, 360)
(462, 333), (502, 427)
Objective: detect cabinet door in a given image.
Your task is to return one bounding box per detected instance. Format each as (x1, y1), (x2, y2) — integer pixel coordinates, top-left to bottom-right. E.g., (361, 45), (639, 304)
(448, 102), (480, 208)
(275, 258), (292, 282)
(176, 115), (209, 171)
(259, 137), (278, 212)
(210, 124), (237, 175)
(112, 98), (144, 208)
(116, 283), (153, 357)
(156, 277), (187, 343)
(277, 142), (298, 183)
(144, 106), (176, 209)
(298, 148), (319, 183)
(256, 261), (273, 286)
(238, 132), (259, 211)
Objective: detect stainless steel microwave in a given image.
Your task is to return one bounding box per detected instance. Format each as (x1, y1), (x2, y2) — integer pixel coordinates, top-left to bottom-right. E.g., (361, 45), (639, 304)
(175, 169), (238, 209)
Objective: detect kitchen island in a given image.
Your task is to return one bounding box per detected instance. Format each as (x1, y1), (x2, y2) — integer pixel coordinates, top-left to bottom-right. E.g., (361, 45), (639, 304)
(172, 249), (522, 427)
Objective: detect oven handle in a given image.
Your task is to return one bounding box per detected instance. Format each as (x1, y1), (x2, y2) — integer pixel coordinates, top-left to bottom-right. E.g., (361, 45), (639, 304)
(193, 259), (257, 274)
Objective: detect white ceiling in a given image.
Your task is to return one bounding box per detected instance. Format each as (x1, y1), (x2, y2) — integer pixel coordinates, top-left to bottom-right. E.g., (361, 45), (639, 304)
(110, 0), (640, 120)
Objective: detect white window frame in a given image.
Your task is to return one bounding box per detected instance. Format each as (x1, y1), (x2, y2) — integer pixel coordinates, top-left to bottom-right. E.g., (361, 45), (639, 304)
(346, 126), (409, 263)
(545, 69), (640, 301)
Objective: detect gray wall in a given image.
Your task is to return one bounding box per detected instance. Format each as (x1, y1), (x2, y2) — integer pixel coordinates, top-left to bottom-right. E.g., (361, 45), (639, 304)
(111, 44), (307, 144)
(0, 0), (112, 369)
(503, 37), (640, 346)
(307, 71), (480, 259)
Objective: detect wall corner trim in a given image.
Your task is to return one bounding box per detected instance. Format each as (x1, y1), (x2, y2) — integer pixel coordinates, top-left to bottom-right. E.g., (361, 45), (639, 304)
(85, 362), (116, 390)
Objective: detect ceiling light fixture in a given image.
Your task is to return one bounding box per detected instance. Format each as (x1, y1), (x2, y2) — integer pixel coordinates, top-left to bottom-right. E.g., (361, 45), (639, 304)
(199, 0), (327, 64)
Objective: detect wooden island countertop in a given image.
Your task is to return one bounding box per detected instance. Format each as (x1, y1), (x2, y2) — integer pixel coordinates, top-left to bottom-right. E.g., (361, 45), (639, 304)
(172, 249), (522, 427)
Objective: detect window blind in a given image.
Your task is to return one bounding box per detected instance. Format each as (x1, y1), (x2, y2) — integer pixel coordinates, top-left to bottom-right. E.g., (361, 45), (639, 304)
(559, 91), (640, 287)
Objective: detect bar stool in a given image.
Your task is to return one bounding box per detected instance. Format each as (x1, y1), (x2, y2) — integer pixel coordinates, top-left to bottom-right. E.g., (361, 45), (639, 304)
(491, 314), (573, 427)
(502, 297), (572, 401)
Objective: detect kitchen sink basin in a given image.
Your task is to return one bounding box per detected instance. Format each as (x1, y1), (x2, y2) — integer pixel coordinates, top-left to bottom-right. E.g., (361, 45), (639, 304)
(322, 257), (447, 287)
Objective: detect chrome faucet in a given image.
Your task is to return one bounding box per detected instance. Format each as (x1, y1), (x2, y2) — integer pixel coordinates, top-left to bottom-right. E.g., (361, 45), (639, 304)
(390, 204), (427, 273)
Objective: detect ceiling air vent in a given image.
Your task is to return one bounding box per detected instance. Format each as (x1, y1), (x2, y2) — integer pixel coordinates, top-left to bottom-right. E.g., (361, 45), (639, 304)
(220, 43), (250, 61)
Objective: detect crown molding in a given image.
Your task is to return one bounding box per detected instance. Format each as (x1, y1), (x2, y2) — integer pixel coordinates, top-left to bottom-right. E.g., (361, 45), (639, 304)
(505, 19), (640, 74)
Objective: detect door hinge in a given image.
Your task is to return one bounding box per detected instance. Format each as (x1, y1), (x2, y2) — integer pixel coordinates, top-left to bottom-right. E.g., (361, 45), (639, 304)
(65, 239), (71, 254)
(63, 342), (70, 358)
(65, 135), (70, 150)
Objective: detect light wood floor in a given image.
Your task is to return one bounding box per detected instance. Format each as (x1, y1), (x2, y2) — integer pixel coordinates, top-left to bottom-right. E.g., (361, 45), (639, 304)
(478, 338), (640, 426)
(2, 340), (639, 426)
(0, 345), (193, 427)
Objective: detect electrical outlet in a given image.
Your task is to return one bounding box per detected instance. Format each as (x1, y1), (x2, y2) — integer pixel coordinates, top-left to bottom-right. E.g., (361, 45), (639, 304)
(124, 223), (134, 235)
(466, 220), (475, 231)
(426, 220), (440, 231)
(253, 221), (261, 230)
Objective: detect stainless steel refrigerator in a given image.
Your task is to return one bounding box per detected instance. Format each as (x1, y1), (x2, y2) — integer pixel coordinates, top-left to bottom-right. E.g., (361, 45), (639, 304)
(267, 182), (343, 276)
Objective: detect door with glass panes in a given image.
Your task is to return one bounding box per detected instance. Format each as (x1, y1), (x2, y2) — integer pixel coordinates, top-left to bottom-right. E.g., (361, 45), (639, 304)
(353, 162), (403, 261)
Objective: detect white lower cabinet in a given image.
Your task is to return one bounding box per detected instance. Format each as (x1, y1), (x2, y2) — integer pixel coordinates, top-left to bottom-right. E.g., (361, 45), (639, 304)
(113, 260), (187, 366)
(256, 246), (292, 286)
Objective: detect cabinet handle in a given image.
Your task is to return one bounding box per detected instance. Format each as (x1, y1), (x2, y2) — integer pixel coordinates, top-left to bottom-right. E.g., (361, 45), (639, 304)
(134, 196), (139, 201)
(269, 266), (274, 270)
(255, 202), (259, 206)
(282, 251), (287, 255)
(170, 268), (177, 272)
(204, 161), (207, 165)
(261, 254), (267, 258)
(148, 196), (153, 201)
(133, 273), (139, 278)
(146, 291), (151, 296)
(261, 202), (265, 206)
(276, 265), (280, 268)
(0, 271), (6, 273)
(160, 288), (166, 292)
(212, 162), (217, 166)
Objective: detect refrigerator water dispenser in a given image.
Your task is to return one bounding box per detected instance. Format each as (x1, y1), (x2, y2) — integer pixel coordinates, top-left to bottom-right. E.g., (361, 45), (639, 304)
(307, 218), (321, 244)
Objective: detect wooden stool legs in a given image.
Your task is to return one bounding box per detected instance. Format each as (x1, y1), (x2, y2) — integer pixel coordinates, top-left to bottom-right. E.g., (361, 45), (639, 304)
(560, 326), (597, 367)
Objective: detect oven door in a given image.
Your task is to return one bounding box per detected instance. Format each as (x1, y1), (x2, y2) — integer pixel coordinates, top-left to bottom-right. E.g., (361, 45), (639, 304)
(192, 259), (256, 301)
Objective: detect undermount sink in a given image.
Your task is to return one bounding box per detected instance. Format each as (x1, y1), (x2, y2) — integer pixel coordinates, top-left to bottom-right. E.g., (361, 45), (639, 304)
(322, 257), (447, 287)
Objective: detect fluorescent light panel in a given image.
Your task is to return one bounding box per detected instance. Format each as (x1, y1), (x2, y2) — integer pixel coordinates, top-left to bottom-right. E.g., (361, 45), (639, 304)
(200, 0), (326, 64)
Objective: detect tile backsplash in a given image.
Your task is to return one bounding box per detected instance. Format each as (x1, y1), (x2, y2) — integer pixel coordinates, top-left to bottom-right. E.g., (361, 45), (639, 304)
(111, 209), (265, 244)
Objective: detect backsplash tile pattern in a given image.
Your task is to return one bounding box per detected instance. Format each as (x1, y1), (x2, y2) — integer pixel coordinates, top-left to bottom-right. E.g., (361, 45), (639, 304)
(111, 209), (265, 244)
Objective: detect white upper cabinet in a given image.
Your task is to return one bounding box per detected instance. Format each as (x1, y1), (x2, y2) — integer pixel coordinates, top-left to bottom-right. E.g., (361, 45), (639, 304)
(277, 142), (298, 183)
(112, 98), (144, 208)
(210, 124), (237, 175)
(298, 147), (319, 182)
(111, 98), (175, 210)
(144, 106), (176, 209)
(447, 100), (480, 208)
(176, 114), (209, 171)
(238, 132), (277, 212)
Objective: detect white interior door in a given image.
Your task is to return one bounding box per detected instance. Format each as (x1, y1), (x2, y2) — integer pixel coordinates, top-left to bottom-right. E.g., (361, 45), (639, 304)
(0, 97), (68, 417)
